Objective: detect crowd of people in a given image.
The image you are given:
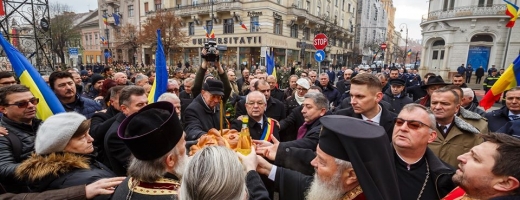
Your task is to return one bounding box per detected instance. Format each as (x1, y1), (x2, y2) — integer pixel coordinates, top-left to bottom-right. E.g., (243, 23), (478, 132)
(0, 54), (520, 200)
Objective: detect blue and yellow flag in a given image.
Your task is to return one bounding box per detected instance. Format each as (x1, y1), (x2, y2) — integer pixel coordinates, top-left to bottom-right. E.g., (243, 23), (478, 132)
(266, 51), (277, 79)
(0, 34), (65, 120)
(147, 29), (168, 103)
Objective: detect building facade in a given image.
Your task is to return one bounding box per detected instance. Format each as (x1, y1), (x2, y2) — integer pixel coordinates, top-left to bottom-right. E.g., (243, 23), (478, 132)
(79, 11), (103, 64)
(98, 0), (140, 64)
(381, 0), (396, 65)
(420, 0), (516, 78)
(138, 0), (356, 69)
(354, 0), (388, 65)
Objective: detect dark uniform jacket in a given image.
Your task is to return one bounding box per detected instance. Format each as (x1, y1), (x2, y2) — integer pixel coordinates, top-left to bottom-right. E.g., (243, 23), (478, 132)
(62, 94), (102, 119)
(382, 88), (413, 114)
(484, 106), (513, 132)
(235, 97), (286, 121)
(16, 152), (115, 200)
(334, 104), (397, 140)
(231, 115), (280, 141)
(483, 75), (500, 92)
(0, 116), (41, 193)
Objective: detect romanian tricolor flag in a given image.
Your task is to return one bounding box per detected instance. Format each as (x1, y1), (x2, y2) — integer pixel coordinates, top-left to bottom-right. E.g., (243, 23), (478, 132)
(100, 36), (107, 45)
(203, 26), (209, 38)
(147, 30), (168, 103)
(504, 0), (519, 28)
(0, 34), (65, 120)
(0, 0), (5, 16)
(239, 21), (247, 31)
(208, 27), (215, 39)
(260, 118), (275, 141)
(266, 50), (277, 80)
(480, 55), (520, 110)
(102, 14), (108, 25)
(407, 49), (412, 57)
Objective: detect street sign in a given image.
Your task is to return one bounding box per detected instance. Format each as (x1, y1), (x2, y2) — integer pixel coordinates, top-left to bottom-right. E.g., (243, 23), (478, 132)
(104, 49), (111, 58)
(68, 47), (78, 58)
(314, 50), (325, 62)
(313, 33), (328, 50)
(381, 43), (387, 50)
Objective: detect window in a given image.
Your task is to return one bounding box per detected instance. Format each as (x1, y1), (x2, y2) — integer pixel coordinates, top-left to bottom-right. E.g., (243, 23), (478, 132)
(432, 51), (438, 59)
(85, 35), (88, 45)
(89, 34), (93, 46)
(304, 27), (310, 40)
(290, 24), (298, 38)
(128, 5), (134, 17)
(223, 18), (234, 34)
(144, 2), (149, 12)
(317, 5), (321, 16)
(102, 10), (107, 15)
(478, 0), (494, 7)
(277, 0), (281, 4)
(374, 6), (378, 21)
(250, 16), (260, 32)
(274, 19), (282, 35)
(306, 0), (310, 11)
(114, 7), (119, 13)
(188, 22), (195, 35)
(443, 0), (454, 11)
(206, 20), (213, 33)
(335, 0), (338, 7)
(193, 0), (198, 5)
(155, 0), (161, 10)
(348, 3), (351, 12)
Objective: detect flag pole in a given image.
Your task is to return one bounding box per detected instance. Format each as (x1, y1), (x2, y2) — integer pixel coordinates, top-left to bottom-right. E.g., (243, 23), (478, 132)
(501, 0), (518, 69)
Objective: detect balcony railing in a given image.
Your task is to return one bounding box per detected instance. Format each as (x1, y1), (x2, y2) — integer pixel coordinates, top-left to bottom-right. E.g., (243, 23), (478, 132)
(422, 4), (507, 22)
(152, 1), (243, 17)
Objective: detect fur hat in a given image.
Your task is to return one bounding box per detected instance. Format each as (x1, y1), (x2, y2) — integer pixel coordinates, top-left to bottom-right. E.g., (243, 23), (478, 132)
(35, 112), (87, 155)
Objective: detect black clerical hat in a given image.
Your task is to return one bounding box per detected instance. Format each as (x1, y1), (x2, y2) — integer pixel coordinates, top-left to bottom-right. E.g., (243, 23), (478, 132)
(319, 115), (401, 200)
(118, 102), (183, 161)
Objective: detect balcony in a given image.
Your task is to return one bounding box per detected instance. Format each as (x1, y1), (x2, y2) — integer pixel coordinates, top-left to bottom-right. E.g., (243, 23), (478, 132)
(422, 4), (507, 23)
(287, 6), (322, 24)
(104, 0), (119, 6)
(172, 1), (243, 17)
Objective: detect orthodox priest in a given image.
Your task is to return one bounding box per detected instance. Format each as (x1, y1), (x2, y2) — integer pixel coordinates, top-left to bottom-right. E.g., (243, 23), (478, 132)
(250, 115), (401, 200)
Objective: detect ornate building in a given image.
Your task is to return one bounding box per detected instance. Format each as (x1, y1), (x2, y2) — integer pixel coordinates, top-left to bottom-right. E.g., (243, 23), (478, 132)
(420, 0), (516, 78)
(381, 0), (396, 65)
(138, 0), (356, 68)
(353, 0), (388, 65)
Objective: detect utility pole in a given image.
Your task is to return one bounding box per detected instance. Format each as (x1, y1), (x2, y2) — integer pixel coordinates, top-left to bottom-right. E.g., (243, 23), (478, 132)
(400, 23), (408, 66)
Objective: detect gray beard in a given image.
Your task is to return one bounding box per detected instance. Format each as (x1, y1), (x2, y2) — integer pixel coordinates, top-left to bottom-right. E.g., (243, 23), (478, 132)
(305, 173), (345, 200)
(173, 154), (189, 178)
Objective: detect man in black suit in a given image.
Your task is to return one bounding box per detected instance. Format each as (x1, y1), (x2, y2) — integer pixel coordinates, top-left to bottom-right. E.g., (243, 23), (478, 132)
(235, 80), (286, 121)
(237, 68), (250, 96)
(335, 69), (353, 95)
(334, 73), (397, 139)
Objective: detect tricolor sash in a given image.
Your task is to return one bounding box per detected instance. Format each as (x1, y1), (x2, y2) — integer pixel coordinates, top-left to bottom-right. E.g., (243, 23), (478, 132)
(442, 187), (473, 200)
(260, 118), (275, 141)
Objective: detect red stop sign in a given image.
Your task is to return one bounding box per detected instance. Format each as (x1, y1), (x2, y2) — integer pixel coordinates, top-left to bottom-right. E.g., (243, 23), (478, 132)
(314, 33), (328, 50)
(381, 43), (387, 50)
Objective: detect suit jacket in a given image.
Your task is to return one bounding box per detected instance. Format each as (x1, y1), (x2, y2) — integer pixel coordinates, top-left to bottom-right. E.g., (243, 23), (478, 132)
(235, 97), (286, 121)
(279, 105), (304, 142)
(104, 113), (130, 176)
(231, 115), (280, 141)
(334, 104), (397, 140)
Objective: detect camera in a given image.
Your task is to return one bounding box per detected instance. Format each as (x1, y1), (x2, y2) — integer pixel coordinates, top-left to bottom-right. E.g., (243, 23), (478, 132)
(201, 39), (227, 62)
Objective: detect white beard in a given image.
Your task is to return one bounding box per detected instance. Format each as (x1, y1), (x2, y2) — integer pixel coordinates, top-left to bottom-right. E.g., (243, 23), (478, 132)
(305, 173), (345, 200)
(173, 154), (189, 178)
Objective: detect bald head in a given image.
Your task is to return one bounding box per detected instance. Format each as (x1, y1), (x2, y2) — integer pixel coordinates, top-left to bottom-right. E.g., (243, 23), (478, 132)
(114, 72), (128, 85)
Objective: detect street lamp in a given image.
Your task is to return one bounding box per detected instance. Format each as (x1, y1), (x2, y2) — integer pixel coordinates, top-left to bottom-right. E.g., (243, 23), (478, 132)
(400, 23), (408, 66)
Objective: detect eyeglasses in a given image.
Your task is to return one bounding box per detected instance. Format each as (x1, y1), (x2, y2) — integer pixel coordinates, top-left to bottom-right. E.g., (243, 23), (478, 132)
(246, 101), (265, 106)
(394, 118), (432, 130)
(5, 98), (39, 108)
(167, 88), (179, 93)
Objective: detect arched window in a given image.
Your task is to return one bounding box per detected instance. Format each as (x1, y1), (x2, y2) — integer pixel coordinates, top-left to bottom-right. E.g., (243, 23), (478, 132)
(433, 40), (445, 46)
(470, 34), (493, 42)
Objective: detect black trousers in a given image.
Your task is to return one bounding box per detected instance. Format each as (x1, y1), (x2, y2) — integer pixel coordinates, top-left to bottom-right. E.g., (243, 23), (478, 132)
(476, 76), (482, 84)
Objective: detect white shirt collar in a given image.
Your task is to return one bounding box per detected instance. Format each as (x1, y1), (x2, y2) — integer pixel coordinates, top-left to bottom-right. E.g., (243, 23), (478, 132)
(508, 111), (520, 117)
(361, 105), (382, 124)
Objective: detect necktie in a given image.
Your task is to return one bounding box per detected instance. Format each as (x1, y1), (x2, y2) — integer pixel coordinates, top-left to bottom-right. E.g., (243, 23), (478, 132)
(297, 122), (309, 139)
(509, 115), (520, 121)
(258, 123), (263, 129)
(439, 125), (448, 138)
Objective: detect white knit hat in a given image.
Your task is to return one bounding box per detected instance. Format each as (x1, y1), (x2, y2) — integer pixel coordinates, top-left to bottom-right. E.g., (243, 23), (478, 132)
(296, 78), (311, 90)
(35, 112), (87, 155)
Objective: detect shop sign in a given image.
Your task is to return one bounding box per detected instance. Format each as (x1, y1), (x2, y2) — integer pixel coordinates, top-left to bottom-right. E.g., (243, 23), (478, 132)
(247, 11), (263, 17)
(192, 36), (262, 45)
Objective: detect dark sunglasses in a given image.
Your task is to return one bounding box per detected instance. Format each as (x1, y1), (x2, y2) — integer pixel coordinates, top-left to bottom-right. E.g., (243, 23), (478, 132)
(394, 118), (432, 130)
(6, 98), (39, 108)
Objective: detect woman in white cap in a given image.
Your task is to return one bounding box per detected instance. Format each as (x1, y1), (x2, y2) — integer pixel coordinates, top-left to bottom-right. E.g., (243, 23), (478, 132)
(284, 78), (311, 116)
(15, 112), (116, 198)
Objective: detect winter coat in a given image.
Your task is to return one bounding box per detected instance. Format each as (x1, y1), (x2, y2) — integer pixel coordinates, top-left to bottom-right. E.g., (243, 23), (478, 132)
(0, 116), (41, 193)
(103, 113), (130, 176)
(428, 116), (483, 167)
(15, 152), (115, 199)
(89, 106), (120, 163)
(382, 88), (413, 114)
(407, 84), (428, 101)
(464, 102), (486, 116)
(0, 184), (86, 200)
(82, 87), (100, 100)
(335, 80), (351, 96)
(284, 95), (301, 117)
(184, 95), (226, 141)
(271, 88), (285, 102)
(279, 105), (304, 142)
(458, 107), (489, 134)
(320, 83), (341, 106)
(476, 68), (485, 77)
(62, 94), (103, 119)
(457, 66), (465, 75)
(484, 106), (512, 132)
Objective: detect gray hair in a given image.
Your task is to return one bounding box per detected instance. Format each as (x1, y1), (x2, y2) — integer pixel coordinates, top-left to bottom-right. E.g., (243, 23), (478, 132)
(303, 92), (329, 110)
(179, 146), (247, 200)
(135, 74), (148, 83)
(334, 158), (353, 171)
(245, 91), (266, 104)
(158, 92), (180, 102)
(319, 73), (328, 78)
(127, 147), (178, 182)
(461, 87), (474, 99)
(184, 78), (194, 85)
(401, 103), (436, 130)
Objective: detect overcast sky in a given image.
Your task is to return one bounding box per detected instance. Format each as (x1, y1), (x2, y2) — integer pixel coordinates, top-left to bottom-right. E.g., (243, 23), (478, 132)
(51, 0), (428, 40)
